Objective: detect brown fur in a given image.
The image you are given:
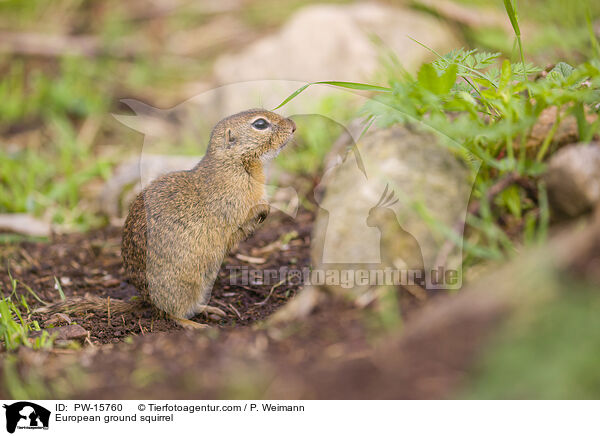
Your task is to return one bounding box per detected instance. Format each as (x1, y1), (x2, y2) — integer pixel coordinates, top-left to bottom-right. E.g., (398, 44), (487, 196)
(39, 109), (296, 321)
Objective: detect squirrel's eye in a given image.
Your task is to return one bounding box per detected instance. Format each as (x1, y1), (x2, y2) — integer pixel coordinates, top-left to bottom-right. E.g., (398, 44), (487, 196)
(251, 118), (269, 130)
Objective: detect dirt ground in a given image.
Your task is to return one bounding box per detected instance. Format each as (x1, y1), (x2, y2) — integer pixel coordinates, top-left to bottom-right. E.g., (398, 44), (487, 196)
(1, 209), (313, 343)
(0, 208), (505, 399)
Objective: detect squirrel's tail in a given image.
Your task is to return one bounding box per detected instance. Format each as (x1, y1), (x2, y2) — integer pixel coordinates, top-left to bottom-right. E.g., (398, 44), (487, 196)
(34, 296), (146, 316)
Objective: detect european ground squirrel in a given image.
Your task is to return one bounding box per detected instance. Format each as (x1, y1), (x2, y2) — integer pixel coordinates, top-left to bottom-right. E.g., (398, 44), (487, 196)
(39, 109), (296, 329)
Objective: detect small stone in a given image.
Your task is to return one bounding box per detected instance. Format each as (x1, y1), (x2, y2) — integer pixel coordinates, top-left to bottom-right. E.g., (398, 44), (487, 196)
(523, 107), (597, 152)
(213, 3), (459, 85)
(46, 324), (89, 342)
(545, 142), (600, 218)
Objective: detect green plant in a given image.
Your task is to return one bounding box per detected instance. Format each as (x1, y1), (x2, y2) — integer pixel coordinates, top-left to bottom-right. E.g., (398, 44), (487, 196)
(0, 57), (115, 231)
(0, 1), (212, 232)
(274, 6), (600, 269)
(0, 272), (54, 352)
(364, 51), (598, 264)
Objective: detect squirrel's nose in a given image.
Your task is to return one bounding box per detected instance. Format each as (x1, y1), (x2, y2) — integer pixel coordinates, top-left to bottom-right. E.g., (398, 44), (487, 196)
(289, 119), (296, 133)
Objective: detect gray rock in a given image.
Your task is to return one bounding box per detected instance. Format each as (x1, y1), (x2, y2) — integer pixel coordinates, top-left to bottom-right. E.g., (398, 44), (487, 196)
(311, 124), (473, 296)
(545, 142), (600, 218)
(214, 3), (458, 84)
(32, 324), (89, 342)
(209, 3), (459, 115)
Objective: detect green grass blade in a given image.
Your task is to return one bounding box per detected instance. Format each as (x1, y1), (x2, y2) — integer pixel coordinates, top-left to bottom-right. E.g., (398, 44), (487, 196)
(7, 268), (18, 299)
(358, 115), (376, 143)
(271, 83), (310, 110)
(273, 81), (390, 110)
(407, 35), (444, 59)
(503, 0), (529, 93)
(312, 81), (391, 92)
(503, 0), (521, 37)
(54, 276), (66, 301)
(21, 282), (49, 306)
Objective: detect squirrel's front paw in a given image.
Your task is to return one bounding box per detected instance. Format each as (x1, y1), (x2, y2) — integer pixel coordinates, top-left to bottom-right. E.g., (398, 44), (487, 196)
(250, 203), (270, 224)
(256, 210), (268, 224)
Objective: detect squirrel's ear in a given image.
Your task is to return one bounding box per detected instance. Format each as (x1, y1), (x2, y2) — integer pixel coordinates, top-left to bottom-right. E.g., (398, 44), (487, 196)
(225, 128), (236, 146)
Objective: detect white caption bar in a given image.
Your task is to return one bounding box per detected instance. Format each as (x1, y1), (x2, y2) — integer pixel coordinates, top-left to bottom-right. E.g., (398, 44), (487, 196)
(1, 400), (598, 436)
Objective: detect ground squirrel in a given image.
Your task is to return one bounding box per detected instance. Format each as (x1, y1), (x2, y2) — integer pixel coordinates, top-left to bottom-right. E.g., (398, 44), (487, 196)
(38, 109), (296, 328)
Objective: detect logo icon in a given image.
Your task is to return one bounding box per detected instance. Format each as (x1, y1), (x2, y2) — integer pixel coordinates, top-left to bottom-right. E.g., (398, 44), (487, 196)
(3, 402), (50, 434)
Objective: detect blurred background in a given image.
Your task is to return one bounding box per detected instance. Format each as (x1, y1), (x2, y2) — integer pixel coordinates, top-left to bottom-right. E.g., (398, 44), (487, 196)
(1, 0), (598, 232)
(1, 0), (600, 400)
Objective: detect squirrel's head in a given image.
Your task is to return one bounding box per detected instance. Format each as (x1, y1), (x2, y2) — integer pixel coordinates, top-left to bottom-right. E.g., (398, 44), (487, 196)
(207, 109), (296, 164)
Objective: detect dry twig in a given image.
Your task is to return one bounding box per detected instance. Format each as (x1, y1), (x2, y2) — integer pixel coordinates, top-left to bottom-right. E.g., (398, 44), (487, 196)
(254, 279), (286, 306)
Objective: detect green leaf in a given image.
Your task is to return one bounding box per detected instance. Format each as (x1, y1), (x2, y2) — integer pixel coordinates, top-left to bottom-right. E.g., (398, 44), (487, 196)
(503, 0), (520, 37)
(271, 84), (310, 110)
(417, 63), (438, 91)
(417, 63), (457, 95)
(54, 276), (66, 301)
(501, 185), (522, 219)
(573, 102), (591, 142)
(499, 60), (512, 89)
(549, 62), (574, 79)
(440, 64), (458, 93)
(312, 81), (391, 92)
(502, 0), (529, 93)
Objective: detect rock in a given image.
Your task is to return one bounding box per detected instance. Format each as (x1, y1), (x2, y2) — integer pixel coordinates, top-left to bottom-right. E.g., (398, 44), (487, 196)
(165, 15), (252, 57)
(33, 324), (89, 342)
(545, 142), (600, 218)
(311, 124), (473, 296)
(214, 3), (458, 84)
(521, 107), (598, 153)
(0, 214), (51, 237)
(208, 3), (459, 115)
(47, 324), (89, 341)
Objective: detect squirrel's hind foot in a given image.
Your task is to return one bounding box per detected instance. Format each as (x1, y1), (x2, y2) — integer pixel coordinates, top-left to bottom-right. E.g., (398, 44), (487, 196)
(195, 304), (227, 318)
(171, 316), (209, 330)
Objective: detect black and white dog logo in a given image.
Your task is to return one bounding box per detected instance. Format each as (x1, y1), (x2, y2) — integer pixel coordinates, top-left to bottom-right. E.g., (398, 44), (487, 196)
(3, 402), (50, 433)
